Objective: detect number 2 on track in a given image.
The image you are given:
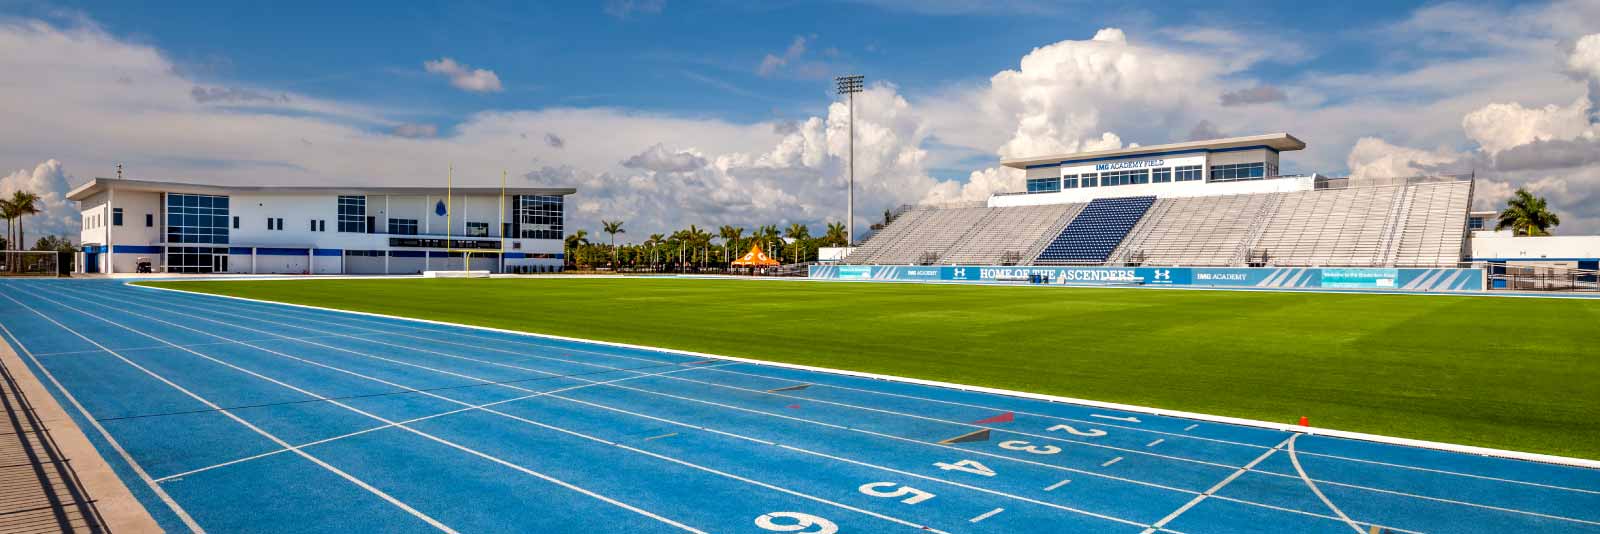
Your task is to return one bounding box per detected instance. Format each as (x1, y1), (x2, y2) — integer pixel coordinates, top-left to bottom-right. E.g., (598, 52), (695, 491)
(1047, 424), (1108, 437)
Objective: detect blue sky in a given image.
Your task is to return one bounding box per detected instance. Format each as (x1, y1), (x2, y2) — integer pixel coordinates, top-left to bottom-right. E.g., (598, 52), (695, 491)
(2, 0), (1599, 237)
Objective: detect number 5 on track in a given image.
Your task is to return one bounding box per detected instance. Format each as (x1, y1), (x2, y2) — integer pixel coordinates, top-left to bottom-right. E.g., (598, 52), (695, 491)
(933, 459), (996, 477)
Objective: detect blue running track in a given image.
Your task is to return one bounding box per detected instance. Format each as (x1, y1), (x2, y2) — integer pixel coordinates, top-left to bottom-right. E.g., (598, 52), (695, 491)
(1, 279), (1597, 533)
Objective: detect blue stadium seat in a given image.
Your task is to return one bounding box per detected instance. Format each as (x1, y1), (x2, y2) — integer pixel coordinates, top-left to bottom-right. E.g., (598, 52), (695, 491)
(1034, 196), (1156, 264)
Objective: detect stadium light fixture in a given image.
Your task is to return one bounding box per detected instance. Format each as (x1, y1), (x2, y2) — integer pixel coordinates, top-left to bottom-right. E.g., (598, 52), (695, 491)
(835, 74), (864, 246)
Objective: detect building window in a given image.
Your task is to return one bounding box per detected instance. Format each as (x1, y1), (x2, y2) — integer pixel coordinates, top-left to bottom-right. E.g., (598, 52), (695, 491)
(388, 218), (419, 235)
(1026, 177), (1060, 194)
(146, 213), (154, 227)
(1062, 174), (1079, 189)
(113, 208), (123, 226)
(513, 195), (564, 240)
(166, 193), (229, 245)
(232, 216), (239, 229)
(166, 246), (228, 274)
(1468, 217), (1486, 231)
(1080, 173), (1099, 187)
(267, 217), (274, 230)
(1100, 169), (1150, 187)
(466, 222), (489, 237)
(1152, 168), (1172, 183)
(1209, 162), (1266, 182)
(1174, 165), (1203, 182)
(337, 195), (366, 233)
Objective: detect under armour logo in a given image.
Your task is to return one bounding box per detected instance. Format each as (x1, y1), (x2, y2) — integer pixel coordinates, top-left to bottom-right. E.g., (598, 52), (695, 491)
(1154, 269), (1171, 280)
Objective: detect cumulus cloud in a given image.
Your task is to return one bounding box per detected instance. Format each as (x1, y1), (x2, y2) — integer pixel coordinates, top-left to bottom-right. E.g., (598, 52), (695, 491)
(1461, 98), (1592, 155)
(621, 144), (709, 173)
(1, 159), (79, 242)
(423, 57), (503, 93)
(391, 123), (437, 138)
(190, 85), (289, 104)
(756, 35), (828, 79)
(1219, 85), (1286, 106)
(1345, 138), (1465, 179)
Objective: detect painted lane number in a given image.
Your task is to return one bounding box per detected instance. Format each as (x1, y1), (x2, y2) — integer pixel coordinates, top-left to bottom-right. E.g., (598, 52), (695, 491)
(755, 512), (839, 534)
(1047, 424), (1108, 437)
(999, 440), (1061, 455)
(858, 482), (936, 504)
(933, 459), (996, 477)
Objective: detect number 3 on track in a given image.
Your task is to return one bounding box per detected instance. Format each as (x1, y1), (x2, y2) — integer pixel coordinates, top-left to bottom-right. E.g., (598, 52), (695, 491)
(999, 440), (1061, 455)
(755, 512), (838, 534)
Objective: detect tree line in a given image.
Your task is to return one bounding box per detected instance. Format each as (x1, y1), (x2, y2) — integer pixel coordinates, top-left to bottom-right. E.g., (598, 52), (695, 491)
(566, 220), (849, 271)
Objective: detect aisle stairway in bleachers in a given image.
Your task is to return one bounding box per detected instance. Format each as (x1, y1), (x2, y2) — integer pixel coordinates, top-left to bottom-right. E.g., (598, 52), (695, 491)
(1032, 196), (1156, 265)
(940, 203), (1084, 265)
(1110, 193), (1280, 266)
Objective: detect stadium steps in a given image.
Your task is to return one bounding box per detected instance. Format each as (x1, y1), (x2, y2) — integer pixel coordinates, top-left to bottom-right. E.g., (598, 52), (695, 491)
(940, 204), (1084, 265)
(1253, 184), (1407, 267)
(841, 208), (931, 264)
(1393, 181), (1472, 267)
(870, 207), (994, 264)
(1375, 185), (1415, 266)
(1231, 193), (1284, 265)
(1019, 203), (1088, 265)
(1031, 196), (1157, 265)
(1114, 193), (1282, 267)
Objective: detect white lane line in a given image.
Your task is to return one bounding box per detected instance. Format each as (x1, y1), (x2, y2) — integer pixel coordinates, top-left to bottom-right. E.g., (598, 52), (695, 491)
(0, 319), (205, 534)
(151, 364), (724, 483)
(1139, 437), (1291, 534)
(171, 286), (1595, 502)
(1288, 434), (1367, 534)
(38, 286), (941, 534)
(1043, 479), (1071, 492)
(1147, 439), (1165, 448)
(108, 286), (1595, 527)
(120, 287), (1452, 533)
(0, 288), (460, 534)
(969, 508), (1004, 523)
(19, 287), (700, 534)
(1092, 414), (1141, 423)
(1102, 457), (1124, 468)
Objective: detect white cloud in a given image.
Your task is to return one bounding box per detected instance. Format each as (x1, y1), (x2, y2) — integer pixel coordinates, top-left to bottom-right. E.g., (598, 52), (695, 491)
(1461, 98), (1592, 155)
(423, 57), (503, 93)
(1345, 137), (1465, 179)
(1, 159), (79, 242)
(755, 35), (829, 79)
(391, 123), (438, 138)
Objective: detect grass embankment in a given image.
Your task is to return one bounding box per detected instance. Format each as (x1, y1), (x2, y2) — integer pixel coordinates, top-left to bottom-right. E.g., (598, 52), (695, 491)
(141, 278), (1600, 459)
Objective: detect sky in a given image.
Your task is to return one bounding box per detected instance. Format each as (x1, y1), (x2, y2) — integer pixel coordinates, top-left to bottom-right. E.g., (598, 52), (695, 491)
(2, 0), (1599, 241)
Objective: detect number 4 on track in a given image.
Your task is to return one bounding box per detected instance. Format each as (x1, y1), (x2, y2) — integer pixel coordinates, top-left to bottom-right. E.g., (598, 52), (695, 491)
(934, 459), (995, 477)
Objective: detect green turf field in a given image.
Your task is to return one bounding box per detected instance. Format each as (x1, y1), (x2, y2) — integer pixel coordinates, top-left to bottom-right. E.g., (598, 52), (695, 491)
(140, 277), (1600, 459)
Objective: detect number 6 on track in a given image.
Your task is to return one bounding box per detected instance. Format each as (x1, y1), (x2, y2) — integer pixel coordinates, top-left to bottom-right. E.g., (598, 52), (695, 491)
(999, 440), (1061, 455)
(755, 512), (838, 534)
(858, 482), (936, 504)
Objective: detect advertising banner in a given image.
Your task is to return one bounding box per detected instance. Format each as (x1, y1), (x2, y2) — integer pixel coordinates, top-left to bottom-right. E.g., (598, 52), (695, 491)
(810, 265), (1484, 292)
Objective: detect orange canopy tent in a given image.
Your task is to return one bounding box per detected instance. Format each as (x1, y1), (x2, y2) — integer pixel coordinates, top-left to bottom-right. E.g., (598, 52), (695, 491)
(730, 243), (780, 267)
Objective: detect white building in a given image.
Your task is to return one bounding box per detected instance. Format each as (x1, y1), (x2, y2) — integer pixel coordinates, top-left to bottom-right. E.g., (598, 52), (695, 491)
(67, 178), (574, 275)
(991, 133), (1313, 207)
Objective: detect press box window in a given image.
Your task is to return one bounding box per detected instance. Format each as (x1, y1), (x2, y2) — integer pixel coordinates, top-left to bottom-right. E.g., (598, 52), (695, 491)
(1025, 177), (1060, 194)
(466, 222), (489, 237)
(113, 208), (123, 226)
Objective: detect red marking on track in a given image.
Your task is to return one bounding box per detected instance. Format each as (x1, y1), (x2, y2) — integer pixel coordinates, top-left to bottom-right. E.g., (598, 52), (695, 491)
(787, 404), (802, 409)
(972, 412), (1014, 424)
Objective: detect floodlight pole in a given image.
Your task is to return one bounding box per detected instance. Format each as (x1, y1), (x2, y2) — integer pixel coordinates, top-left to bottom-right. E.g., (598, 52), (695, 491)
(836, 74), (863, 247)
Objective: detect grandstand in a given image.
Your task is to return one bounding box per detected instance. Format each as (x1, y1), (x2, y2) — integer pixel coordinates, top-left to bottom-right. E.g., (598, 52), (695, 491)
(843, 133), (1475, 268)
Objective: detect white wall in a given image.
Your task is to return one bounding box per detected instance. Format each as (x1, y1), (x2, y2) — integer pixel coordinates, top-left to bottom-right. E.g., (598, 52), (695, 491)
(1471, 235), (1600, 261)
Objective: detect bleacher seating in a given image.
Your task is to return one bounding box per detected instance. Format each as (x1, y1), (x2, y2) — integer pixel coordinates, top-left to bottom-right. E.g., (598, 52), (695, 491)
(1032, 196), (1156, 265)
(940, 204), (1083, 265)
(842, 178), (1471, 268)
(1111, 193), (1280, 266)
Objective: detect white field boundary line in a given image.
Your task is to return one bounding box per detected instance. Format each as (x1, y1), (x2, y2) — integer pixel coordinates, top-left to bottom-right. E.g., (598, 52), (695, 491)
(0, 320), (193, 533)
(29, 285), (945, 534)
(1141, 437), (1292, 534)
(87, 285), (1441, 531)
(130, 281), (1600, 470)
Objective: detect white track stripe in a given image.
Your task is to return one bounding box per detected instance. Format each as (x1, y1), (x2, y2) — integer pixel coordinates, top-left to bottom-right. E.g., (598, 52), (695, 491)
(0, 288), (460, 533)
(124, 284), (1448, 532)
(1141, 437), (1292, 534)
(153, 363), (728, 483)
(34, 285), (941, 534)
(1288, 434), (1367, 534)
(0, 319), (205, 533)
(111, 285), (1600, 527)
(17, 286), (702, 534)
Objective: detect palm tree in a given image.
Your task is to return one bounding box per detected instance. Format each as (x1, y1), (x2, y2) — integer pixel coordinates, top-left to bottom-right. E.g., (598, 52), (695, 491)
(784, 223), (812, 263)
(0, 196), (16, 272)
(823, 221), (847, 247)
(1496, 188), (1561, 237)
(755, 224), (780, 262)
(6, 191), (41, 273)
(645, 233), (665, 269)
(601, 220), (625, 268)
(564, 229), (590, 269)
(718, 225), (744, 264)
